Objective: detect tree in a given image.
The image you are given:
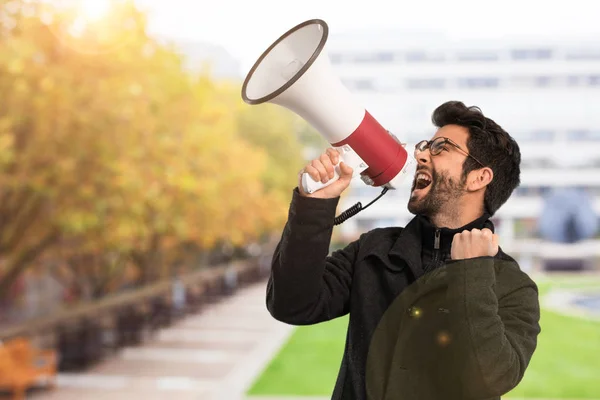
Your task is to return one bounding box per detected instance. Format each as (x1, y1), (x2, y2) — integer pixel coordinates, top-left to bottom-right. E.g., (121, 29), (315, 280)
(0, 0), (306, 296)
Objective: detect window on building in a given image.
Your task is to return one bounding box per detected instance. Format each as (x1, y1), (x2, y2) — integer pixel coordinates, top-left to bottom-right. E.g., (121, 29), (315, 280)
(532, 130), (555, 141)
(589, 75), (600, 86)
(341, 79), (375, 91)
(511, 76), (534, 88)
(534, 76), (554, 87)
(406, 78), (446, 89)
(520, 159), (548, 168)
(511, 48), (553, 60)
(520, 130), (555, 142)
(352, 54), (376, 63)
(458, 77), (499, 88)
(374, 52), (395, 62)
(565, 49), (600, 60)
(567, 75), (600, 87)
(567, 130), (600, 141)
(456, 51), (499, 62)
(346, 52), (396, 63)
(516, 186), (546, 196)
(567, 75), (584, 87)
(568, 130), (590, 141)
(405, 51), (445, 63)
(511, 76), (565, 88)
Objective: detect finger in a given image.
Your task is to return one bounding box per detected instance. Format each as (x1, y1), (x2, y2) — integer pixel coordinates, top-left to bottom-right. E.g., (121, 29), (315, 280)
(339, 162), (354, 178)
(481, 228), (493, 240)
(311, 159), (329, 183)
(451, 233), (461, 259)
(452, 232), (463, 245)
(459, 230), (471, 247)
(319, 153), (335, 180)
(326, 148), (340, 165)
(471, 228), (482, 237)
(304, 164), (321, 183)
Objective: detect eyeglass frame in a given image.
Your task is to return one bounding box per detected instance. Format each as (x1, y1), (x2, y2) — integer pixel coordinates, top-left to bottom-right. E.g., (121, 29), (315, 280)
(414, 137), (486, 168)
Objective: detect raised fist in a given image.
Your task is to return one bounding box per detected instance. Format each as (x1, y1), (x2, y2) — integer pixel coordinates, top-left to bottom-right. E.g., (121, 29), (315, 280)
(451, 228), (499, 260)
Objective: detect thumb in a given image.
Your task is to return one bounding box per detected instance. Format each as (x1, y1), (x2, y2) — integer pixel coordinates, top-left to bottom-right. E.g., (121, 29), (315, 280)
(491, 233), (499, 255)
(338, 162), (354, 182)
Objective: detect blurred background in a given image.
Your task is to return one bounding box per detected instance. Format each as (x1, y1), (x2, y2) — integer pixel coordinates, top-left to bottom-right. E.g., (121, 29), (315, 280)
(0, 0), (598, 399)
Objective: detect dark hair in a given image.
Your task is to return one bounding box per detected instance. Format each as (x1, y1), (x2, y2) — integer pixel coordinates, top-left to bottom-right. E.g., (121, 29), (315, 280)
(431, 101), (521, 216)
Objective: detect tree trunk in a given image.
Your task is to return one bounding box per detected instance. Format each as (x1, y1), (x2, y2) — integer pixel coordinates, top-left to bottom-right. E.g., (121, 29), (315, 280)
(0, 229), (59, 300)
(131, 233), (162, 285)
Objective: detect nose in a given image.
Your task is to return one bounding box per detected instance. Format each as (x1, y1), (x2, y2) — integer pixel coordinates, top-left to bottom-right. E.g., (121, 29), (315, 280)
(415, 147), (431, 165)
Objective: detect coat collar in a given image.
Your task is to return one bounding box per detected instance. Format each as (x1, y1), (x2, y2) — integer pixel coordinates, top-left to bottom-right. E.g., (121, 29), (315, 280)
(388, 212), (494, 280)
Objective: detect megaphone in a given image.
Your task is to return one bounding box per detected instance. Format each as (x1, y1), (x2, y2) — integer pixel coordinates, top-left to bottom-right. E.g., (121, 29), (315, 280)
(241, 19), (416, 195)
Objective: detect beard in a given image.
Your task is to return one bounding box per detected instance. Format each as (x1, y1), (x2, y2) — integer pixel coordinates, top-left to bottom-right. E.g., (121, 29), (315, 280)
(407, 169), (466, 217)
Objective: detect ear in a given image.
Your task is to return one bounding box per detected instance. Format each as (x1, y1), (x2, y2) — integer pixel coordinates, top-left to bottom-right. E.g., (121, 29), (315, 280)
(466, 167), (493, 192)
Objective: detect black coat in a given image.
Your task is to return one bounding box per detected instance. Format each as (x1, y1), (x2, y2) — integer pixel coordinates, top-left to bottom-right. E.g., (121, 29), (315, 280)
(267, 189), (541, 400)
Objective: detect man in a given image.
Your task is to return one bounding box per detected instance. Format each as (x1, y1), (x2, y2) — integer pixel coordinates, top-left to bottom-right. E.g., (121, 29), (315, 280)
(266, 101), (541, 400)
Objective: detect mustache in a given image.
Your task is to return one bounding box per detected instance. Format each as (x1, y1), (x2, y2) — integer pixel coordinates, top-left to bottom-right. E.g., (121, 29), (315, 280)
(416, 165), (429, 172)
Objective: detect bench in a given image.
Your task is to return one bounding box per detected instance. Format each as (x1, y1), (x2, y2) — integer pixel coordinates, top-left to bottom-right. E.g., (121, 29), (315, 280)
(0, 337), (57, 399)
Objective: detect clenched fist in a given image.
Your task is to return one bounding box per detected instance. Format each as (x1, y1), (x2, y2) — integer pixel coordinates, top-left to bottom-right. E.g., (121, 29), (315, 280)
(451, 228), (499, 260)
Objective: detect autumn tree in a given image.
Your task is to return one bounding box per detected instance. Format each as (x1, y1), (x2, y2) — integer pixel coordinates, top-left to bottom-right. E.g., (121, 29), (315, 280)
(0, 0), (305, 296)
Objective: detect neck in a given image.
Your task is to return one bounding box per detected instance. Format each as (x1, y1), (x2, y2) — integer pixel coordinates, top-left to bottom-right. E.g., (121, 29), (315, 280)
(429, 200), (485, 229)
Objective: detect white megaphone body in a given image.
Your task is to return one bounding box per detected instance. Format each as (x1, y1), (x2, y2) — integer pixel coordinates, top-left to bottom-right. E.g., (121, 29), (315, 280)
(241, 19), (416, 195)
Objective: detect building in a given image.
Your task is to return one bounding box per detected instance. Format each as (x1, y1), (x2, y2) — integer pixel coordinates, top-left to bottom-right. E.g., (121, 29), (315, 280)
(323, 30), (600, 265)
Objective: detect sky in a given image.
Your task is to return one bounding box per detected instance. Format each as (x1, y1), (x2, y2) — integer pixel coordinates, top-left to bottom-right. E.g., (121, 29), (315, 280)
(131, 0), (600, 71)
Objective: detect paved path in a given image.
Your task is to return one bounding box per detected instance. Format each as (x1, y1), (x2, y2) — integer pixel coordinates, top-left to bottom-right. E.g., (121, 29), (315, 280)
(29, 281), (295, 400)
(22, 275), (600, 400)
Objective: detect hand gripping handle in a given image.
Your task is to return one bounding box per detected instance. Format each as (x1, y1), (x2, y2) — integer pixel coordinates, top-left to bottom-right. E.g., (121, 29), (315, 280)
(300, 145), (368, 194)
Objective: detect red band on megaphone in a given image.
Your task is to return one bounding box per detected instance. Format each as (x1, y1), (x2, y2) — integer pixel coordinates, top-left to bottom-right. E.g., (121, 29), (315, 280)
(332, 111), (408, 186)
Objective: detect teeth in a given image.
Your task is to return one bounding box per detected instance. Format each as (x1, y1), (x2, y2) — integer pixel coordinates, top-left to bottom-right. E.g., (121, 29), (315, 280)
(417, 173), (431, 182)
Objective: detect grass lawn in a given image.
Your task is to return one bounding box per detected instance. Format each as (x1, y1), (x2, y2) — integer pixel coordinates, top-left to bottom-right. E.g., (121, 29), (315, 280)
(247, 275), (600, 398)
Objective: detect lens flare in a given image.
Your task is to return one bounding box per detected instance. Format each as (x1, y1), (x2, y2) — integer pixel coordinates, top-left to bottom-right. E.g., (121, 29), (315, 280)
(42, 0), (138, 55)
(79, 0), (112, 22)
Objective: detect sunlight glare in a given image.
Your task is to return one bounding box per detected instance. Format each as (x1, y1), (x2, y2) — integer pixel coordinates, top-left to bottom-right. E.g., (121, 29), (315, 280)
(79, 0), (112, 22)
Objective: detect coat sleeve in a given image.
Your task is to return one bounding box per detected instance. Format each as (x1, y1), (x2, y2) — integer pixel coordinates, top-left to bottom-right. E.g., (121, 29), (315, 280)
(444, 257), (541, 398)
(266, 188), (359, 325)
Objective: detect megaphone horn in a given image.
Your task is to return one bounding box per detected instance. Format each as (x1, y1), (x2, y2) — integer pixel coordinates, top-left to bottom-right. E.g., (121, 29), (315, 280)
(241, 19), (416, 195)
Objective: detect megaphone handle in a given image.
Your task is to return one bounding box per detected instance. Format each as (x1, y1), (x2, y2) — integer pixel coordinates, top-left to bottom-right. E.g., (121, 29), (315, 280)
(301, 163), (342, 194)
(300, 146), (368, 194)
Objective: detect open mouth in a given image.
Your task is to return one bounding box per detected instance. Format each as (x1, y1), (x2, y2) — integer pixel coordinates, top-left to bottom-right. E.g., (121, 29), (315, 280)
(412, 172), (432, 192)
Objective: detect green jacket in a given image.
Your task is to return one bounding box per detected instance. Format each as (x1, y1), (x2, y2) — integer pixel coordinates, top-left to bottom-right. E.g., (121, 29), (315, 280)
(267, 189), (541, 399)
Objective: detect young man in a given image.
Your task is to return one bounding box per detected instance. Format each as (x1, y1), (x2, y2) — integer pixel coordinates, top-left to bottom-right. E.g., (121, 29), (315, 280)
(266, 101), (541, 400)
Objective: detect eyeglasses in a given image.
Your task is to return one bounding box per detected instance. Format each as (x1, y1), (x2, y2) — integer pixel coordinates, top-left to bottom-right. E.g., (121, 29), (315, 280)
(415, 137), (486, 167)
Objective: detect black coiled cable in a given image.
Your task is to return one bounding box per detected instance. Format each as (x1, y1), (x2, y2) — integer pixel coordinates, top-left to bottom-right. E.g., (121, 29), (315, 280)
(334, 187), (390, 225)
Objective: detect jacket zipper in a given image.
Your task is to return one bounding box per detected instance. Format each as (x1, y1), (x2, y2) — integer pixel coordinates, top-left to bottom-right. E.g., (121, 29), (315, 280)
(433, 229), (441, 262)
